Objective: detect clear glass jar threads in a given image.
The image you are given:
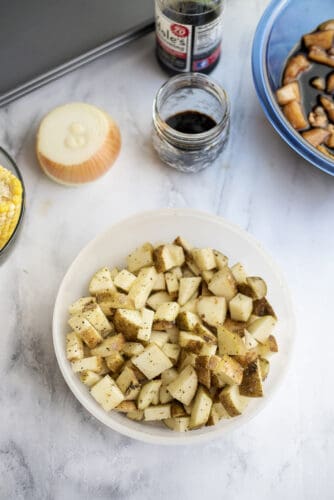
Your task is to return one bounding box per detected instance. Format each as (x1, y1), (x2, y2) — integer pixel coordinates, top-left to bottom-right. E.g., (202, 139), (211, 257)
(152, 72), (230, 173)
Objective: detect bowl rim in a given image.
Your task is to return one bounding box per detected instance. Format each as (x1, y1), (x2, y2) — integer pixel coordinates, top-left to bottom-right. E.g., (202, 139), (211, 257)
(252, 0), (334, 176)
(0, 146), (25, 257)
(52, 208), (296, 445)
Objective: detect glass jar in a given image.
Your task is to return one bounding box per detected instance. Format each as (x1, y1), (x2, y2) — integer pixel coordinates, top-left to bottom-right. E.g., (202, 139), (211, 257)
(152, 72), (230, 173)
(155, 0), (224, 74)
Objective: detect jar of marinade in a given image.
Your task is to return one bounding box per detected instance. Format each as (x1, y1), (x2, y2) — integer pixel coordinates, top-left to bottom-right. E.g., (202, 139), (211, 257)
(155, 0), (224, 74)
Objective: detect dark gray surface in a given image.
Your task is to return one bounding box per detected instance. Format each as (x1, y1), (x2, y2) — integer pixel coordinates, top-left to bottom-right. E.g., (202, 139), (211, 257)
(0, 0), (154, 105)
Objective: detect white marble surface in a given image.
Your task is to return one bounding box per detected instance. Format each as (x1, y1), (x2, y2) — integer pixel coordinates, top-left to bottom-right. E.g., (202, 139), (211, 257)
(1, 0), (334, 498)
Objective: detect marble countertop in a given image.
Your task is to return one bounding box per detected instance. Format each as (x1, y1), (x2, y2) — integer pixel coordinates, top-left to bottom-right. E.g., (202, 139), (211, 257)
(1, 0), (334, 498)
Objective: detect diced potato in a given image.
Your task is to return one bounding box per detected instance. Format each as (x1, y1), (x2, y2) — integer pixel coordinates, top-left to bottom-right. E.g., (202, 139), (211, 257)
(176, 311), (200, 331)
(91, 333), (125, 356)
(154, 302), (180, 322)
(110, 267), (119, 280)
(193, 323), (217, 344)
(185, 257), (201, 276)
(71, 356), (104, 374)
(252, 297), (276, 318)
(202, 270), (214, 284)
(219, 385), (249, 417)
(114, 269), (137, 292)
(144, 404), (171, 421)
(178, 277), (202, 306)
(147, 293), (172, 313)
(247, 315), (277, 343)
(179, 331), (205, 353)
(137, 308), (154, 342)
(199, 343), (217, 356)
(66, 332), (84, 361)
(80, 370), (102, 387)
(255, 335), (278, 357)
(170, 266), (183, 279)
(246, 277), (267, 300)
(132, 343), (172, 379)
(138, 380), (162, 410)
(154, 244), (185, 272)
(122, 342), (145, 357)
(231, 263), (248, 285)
(223, 317), (246, 336)
(68, 297), (97, 315)
(150, 331), (169, 348)
(113, 309), (143, 340)
(114, 401), (137, 413)
(166, 326), (179, 343)
(160, 385), (174, 404)
(207, 402), (230, 425)
(212, 355), (243, 386)
(68, 316), (103, 348)
(127, 409), (144, 421)
(243, 330), (258, 350)
(178, 350), (198, 371)
(79, 304), (112, 337)
(239, 359), (264, 397)
(213, 250), (228, 269)
(233, 350), (258, 368)
(167, 365), (198, 405)
(190, 387), (212, 429)
(217, 326), (247, 356)
(173, 236), (193, 254)
(152, 272), (166, 291)
(276, 81), (301, 105)
(182, 267), (196, 279)
(208, 268), (237, 302)
(125, 361), (147, 383)
(192, 248), (216, 271)
(128, 267), (157, 309)
(259, 357), (270, 381)
(116, 367), (141, 400)
(91, 375), (124, 411)
(283, 100), (308, 130)
(229, 293), (253, 322)
(127, 243), (154, 273)
(162, 343), (181, 363)
(165, 272), (179, 299)
(97, 292), (135, 312)
(196, 296), (227, 327)
(164, 417), (190, 432)
(179, 297), (198, 313)
(105, 352), (124, 373)
(89, 268), (116, 296)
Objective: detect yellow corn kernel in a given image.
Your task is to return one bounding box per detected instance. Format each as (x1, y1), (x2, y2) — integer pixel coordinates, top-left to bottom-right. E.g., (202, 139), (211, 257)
(0, 165), (23, 250)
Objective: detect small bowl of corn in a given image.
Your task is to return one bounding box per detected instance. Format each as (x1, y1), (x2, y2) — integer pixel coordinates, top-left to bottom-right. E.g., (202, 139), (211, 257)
(0, 147), (25, 262)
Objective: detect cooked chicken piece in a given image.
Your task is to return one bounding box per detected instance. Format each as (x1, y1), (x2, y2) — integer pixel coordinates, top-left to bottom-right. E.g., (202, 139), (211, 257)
(283, 101), (308, 130)
(302, 128), (330, 147)
(283, 54), (311, 84)
(276, 81), (301, 105)
(303, 30), (334, 50)
(327, 72), (334, 93)
(308, 46), (334, 67)
(310, 77), (326, 91)
(318, 20), (334, 31)
(320, 95), (334, 122)
(308, 106), (328, 128)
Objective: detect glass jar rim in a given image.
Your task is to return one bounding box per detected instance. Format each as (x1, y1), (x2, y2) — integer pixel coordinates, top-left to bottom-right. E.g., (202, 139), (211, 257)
(153, 72), (230, 148)
(155, 0), (223, 17)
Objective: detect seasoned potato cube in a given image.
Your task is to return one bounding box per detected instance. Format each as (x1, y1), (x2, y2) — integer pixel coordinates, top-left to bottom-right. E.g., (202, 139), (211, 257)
(176, 311), (200, 331)
(199, 343), (217, 356)
(97, 292), (135, 313)
(114, 269), (137, 292)
(168, 245), (185, 267)
(80, 370), (102, 387)
(146, 291), (172, 311)
(154, 244), (185, 272)
(171, 401), (187, 418)
(247, 315), (277, 343)
(164, 417), (190, 432)
(66, 332), (84, 361)
(201, 270), (214, 284)
(213, 250), (228, 269)
(185, 256), (201, 276)
(114, 401), (137, 413)
(122, 342), (145, 357)
(144, 404), (171, 421)
(218, 325), (247, 356)
(219, 385), (249, 417)
(68, 316), (103, 348)
(179, 331), (205, 353)
(110, 267), (119, 280)
(159, 385), (174, 404)
(173, 236), (193, 254)
(91, 333), (125, 356)
(68, 297), (97, 315)
(233, 350), (258, 368)
(71, 356), (104, 374)
(212, 355), (243, 386)
(252, 297), (276, 318)
(231, 263), (248, 285)
(193, 323), (217, 344)
(162, 343), (181, 363)
(196, 296), (227, 327)
(116, 367), (141, 400)
(137, 308), (154, 342)
(246, 277), (267, 299)
(229, 293), (253, 322)
(165, 272), (179, 299)
(127, 409), (144, 421)
(190, 387), (213, 429)
(178, 277), (202, 306)
(178, 350), (198, 371)
(208, 268), (237, 302)
(180, 297), (198, 313)
(128, 267), (157, 309)
(132, 343), (172, 379)
(243, 330), (258, 350)
(138, 380), (162, 410)
(127, 243), (154, 273)
(152, 272), (166, 291)
(166, 326), (179, 343)
(239, 359), (264, 397)
(170, 266), (183, 279)
(223, 317), (247, 336)
(154, 301), (180, 322)
(207, 402), (230, 425)
(80, 304), (112, 337)
(89, 268), (116, 296)
(113, 309), (143, 340)
(167, 365), (198, 405)
(91, 375), (124, 411)
(255, 335), (278, 357)
(259, 357), (270, 381)
(150, 331), (169, 348)
(105, 352), (124, 373)
(192, 248), (216, 271)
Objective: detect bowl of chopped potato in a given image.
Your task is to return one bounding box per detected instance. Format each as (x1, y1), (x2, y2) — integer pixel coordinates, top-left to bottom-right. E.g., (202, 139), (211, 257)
(53, 209), (295, 445)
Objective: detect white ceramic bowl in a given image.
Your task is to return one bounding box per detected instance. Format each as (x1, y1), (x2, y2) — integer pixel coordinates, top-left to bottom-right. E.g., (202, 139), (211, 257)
(53, 209), (295, 445)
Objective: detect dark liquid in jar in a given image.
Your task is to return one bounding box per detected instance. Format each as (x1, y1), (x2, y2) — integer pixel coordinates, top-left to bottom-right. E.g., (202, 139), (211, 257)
(166, 110), (217, 133)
